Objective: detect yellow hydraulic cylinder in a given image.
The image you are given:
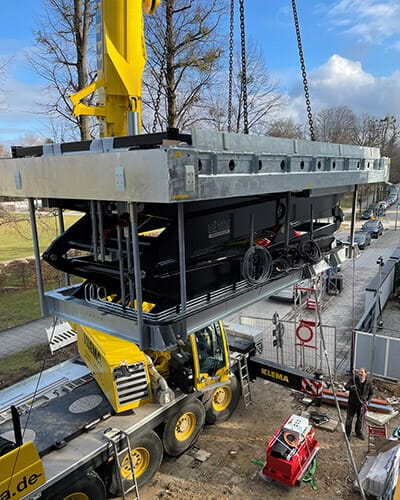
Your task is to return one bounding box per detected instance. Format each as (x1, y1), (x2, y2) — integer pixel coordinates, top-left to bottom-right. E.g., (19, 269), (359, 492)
(70, 0), (160, 137)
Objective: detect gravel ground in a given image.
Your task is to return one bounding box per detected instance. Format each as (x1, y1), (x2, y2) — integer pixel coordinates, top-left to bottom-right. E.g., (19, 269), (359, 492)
(139, 377), (400, 500)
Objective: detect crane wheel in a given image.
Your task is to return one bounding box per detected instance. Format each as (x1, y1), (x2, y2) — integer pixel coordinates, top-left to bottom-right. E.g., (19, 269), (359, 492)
(205, 375), (241, 424)
(162, 399), (206, 456)
(42, 470), (106, 500)
(109, 430), (163, 493)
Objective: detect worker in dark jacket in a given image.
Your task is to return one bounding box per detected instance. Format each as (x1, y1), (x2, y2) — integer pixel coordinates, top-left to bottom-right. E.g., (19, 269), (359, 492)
(345, 367), (373, 440)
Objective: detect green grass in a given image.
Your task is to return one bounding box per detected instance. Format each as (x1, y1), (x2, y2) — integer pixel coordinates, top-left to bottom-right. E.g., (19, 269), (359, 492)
(0, 343), (78, 389)
(1, 346), (44, 376)
(0, 280), (80, 331)
(0, 288), (45, 330)
(0, 212), (81, 329)
(0, 213), (80, 261)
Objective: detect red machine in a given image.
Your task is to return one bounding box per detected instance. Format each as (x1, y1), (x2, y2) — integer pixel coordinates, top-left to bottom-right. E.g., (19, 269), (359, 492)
(260, 414), (319, 487)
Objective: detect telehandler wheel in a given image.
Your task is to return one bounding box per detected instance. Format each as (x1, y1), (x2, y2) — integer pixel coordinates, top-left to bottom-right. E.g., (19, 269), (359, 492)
(42, 470), (106, 500)
(110, 430), (163, 493)
(162, 398), (206, 456)
(205, 375), (241, 424)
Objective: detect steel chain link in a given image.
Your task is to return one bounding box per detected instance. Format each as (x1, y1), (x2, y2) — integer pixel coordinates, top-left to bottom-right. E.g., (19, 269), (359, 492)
(152, 56), (164, 133)
(291, 0), (315, 141)
(239, 0), (249, 134)
(227, 0), (234, 132)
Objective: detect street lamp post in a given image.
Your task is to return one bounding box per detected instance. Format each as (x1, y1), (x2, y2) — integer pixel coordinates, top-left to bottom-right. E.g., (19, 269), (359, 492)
(369, 257), (384, 375)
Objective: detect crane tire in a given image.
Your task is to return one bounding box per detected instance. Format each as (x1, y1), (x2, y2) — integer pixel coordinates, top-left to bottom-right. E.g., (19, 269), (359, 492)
(42, 470), (106, 500)
(205, 375), (241, 424)
(109, 430), (163, 493)
(163, 398), (206, 456)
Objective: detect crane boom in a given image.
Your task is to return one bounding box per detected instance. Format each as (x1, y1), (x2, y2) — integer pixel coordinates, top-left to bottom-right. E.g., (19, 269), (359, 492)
(70, 0), (160, 137)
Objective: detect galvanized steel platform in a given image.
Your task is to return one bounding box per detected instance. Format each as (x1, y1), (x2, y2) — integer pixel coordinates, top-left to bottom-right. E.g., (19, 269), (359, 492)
(0, 129), (389, 348)
(0, 129), (389, 203)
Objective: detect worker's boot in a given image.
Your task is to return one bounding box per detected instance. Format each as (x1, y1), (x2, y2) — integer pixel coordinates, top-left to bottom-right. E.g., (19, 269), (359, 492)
(355, 433), (365, 440)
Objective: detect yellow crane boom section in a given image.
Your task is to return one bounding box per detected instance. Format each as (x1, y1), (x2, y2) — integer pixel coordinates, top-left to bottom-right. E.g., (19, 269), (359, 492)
(70, 0), (160, 137)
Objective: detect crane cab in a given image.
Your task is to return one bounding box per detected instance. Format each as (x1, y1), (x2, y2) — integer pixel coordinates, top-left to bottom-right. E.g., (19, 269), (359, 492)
(169, 321), (230, 394)
(190, 322), (230, 391)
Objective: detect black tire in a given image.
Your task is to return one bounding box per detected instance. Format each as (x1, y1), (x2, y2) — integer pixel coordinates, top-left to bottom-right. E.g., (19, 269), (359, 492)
(205, 375), (241, 424)
(110, 430), (163, 493)
(163, 398), (206, 456)
(43, 470), (106, 500)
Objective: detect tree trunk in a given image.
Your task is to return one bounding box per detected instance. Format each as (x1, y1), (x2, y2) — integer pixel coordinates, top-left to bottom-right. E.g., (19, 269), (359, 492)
(75, 0), (92, 140)
(165, 0), (176, 129)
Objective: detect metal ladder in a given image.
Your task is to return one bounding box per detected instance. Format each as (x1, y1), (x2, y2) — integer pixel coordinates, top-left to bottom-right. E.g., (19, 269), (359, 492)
(104, 428), (139, 500)
(237, 354), (252, 408)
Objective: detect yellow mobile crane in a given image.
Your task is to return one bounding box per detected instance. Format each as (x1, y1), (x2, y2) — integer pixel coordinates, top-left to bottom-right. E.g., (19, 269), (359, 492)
(71, 0), (159, 136)
(68, 0), (232, 411)
(0, 1), (389, 499)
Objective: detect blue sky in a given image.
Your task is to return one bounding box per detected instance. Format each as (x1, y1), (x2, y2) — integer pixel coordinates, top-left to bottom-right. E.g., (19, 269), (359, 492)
(1, 0), (400, 147)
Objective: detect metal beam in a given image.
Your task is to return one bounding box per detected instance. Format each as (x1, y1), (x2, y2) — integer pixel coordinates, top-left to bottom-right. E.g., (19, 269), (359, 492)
(44, 271), (302, 350)
(0, 130), (389, 203)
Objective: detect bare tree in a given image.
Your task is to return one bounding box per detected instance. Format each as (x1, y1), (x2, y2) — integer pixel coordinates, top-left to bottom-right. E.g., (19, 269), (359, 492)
(232, 42), (282, 134)
(374, 116), (400, 184)
(375, 116), (400, 157)
(353, 114), (400, 182)
(388, 145), (400, 184)
(266, 117), (305, 139)
(353, 113), (380, 146)
(0, 57), (10, 112)
(314, 106), (357, 144)
(142, 0), (225, 132)
(28, 0), (97, 141)
(204, 41), (283, 134)
(17, 133), (53, 146)
(0, 144), (11, 158)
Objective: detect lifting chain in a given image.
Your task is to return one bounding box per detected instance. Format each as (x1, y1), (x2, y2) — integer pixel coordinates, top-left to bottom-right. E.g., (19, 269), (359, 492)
(291, 0), (315, 141)
(152, 55), (164, 133)
(227, 0), (234, 132)
(239, 0), (249, 134)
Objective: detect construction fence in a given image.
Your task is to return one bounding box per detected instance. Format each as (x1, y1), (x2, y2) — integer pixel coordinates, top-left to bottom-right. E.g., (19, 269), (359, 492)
(353, 248), (400, 380)
(354, 330), (400, 380)
(236, 315), (337, 376)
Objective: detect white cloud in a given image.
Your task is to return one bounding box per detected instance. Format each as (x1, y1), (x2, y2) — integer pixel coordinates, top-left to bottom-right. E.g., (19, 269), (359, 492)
(283, 54), (400, 123)
(312, 54), (374, 88)
(322, 1), (400, 46)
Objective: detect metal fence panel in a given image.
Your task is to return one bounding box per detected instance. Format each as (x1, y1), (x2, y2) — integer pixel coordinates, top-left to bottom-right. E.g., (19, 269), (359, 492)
(387, 339), (400, 379)
(354, 331), (400, 380)
(238, 315), (336, 376)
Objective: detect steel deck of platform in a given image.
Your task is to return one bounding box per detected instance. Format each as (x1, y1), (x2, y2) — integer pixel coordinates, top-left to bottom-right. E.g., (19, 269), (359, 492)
(0, 130), (389, 203)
